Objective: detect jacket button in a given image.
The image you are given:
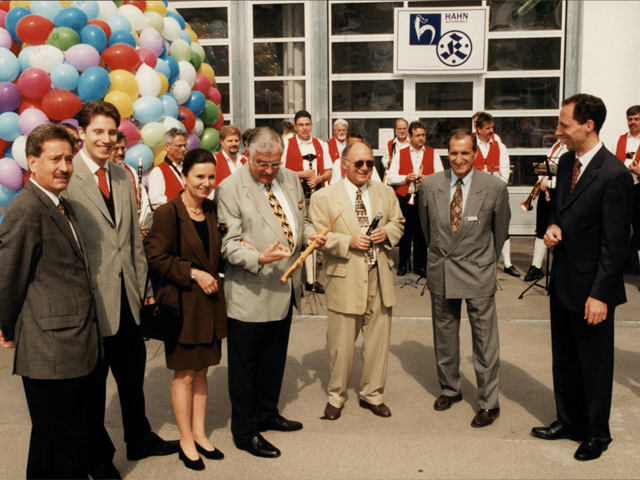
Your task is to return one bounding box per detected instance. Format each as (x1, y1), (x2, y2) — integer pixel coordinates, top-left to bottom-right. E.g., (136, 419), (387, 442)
(119, 272), (123, 278)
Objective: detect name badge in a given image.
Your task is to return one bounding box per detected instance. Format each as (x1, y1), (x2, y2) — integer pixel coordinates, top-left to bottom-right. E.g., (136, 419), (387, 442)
(464, 216), (478, 222)
(298, 202), (304, 210)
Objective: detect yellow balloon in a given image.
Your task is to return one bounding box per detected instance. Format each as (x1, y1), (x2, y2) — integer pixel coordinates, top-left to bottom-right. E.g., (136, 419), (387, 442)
(188, 29), (199, 44)
(157, 73), (168, 97)
(10, 1), (31, 9)
(131, 28), (140, 46)
(59, 1), (73, 7)
(145, 0), (167, 17)
(104, 90), (134, 119)
(109, 69), (139, 102)
(198, 63), (215, 85)
(153, 145), (166, 166)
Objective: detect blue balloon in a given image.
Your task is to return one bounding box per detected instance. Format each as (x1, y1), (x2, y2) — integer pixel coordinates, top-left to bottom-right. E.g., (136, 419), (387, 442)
(154, 58), (171, 80)
(184, 91), (206, 117)
(4, 7), (30, 42)
(180, 31), (192, 45)
(0, 214), (4, 226)
(0, 48), (20, 83)
(164, 56), (180, 84)
(71, 1), (100, 21)
(124, 144), (153, 171)
(134, 96), (165, 124)
(50, 63), (80, 91)
(77, 66), (110, 102)
(107, 15), (131, 33)
(0, 112), (21, 142)
(30, 1), (64, 21)
(18, 46), (35, 72)
(80, 24), (107, 53)
(161, 93), (179, 119)
(4, 144), (12, 159)
(108, 30), (136, 49)
(166, 11), (186, 30)
(53, 7), (89, 34)
(0, 184), (18, 206)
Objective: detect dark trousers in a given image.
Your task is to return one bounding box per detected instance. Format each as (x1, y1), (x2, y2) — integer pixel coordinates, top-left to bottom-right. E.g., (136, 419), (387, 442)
(397, 192), (426, 271)
(550, 293), (614, 441)
(535, 190), (553, 239)
(227, 301), (293, 444)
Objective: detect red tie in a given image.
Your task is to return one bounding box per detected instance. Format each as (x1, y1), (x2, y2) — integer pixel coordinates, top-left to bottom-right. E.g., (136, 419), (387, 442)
(570, 158), (581, 193)
(96, 167), (110, 199)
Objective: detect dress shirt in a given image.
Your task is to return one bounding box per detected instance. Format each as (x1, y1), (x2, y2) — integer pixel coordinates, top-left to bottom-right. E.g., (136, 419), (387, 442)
(335, 138), (347, 156)
(574, 141), (603, 184)
(343, 178), (377, 261)
(30, 178), (79, 246)
(381, 137), (410, 169)
(450, 167), (474, 215)
(222, 150), (243, 175)
(260, 177), (297, 250)
(282, 136), (333, 174)
(387, 146), (443, 185)
(477, 136), (510, 184)
(148, 158), (184, 208)
(81, 149), (110, 193)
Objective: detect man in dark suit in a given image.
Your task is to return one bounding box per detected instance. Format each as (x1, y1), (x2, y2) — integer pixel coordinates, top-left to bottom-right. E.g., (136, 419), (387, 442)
(0, 124), (103, 479)
(532, 94), (633, 461)
(419, 129), (510, 428)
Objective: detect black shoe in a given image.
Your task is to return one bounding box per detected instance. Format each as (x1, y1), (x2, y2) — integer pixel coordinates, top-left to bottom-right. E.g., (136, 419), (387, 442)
(305, 282), (325, 294)
(433, 394), (462, 411)
(471, 407), (500, 428)
(88, 462), (121, 479)
(524, 265), (544, 282)
(397, 266), (407, 276)
(178, 445), (205, 471)
(574, 437), (611, 461)
(323, 403), (342, 420)
(259, 415), (303, 432)
(235, 434), (281, 458)
(417, 267), (427, 278)
(195, 442), (224, 460)
(126, 432), (180, 461)
(358, 399), (391, 417)
(503, 265), (521, 277)
(530, 421), (584, 441)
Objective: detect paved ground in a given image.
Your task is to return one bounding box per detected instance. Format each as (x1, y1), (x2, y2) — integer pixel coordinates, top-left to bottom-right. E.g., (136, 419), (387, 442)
(1, 237), (640, 479)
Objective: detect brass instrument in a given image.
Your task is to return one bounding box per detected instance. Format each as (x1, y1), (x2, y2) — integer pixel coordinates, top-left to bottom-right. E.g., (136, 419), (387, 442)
(301, 153), (317, 201)
(520, 178), (543, 212)
(407, 162), (423, 206)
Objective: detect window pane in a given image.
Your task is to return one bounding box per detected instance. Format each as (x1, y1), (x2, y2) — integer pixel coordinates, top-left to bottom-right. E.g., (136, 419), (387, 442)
(492, 116), (558, 149)
(253, 4), (304, 38)
(332, 42), (393, 74)
(204, 46), (229, 77)
(255, 80), (305, 115)
(511, 155), (544, 186)
(332, 80), (403, 112)
(338, 118), (398, 149)
(254, 42), (305, 77)
(489, 0), (562, 31)
(416, 82), (473, 111)
(331, 2), (402, 35)
(216, 83), (229, 115)
(485, 77), (560, 110)
(417, 117), (472, 149)
(255, 118), (294, 133)
(489, 38), (561, 71)
(176, 7), (228, 39)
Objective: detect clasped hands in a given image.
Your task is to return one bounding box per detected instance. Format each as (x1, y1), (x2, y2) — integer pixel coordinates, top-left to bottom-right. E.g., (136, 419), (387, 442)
(192, 268), (218, 295)
(350, 228), (387, 251)
(300, 169), (322, 189)
(405, 172), (423, 186)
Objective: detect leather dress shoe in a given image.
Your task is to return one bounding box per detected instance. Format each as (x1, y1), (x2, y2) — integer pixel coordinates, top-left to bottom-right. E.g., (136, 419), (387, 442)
(195, 442), (224, 460)
(417, 267), (427, 278)
(574, 437), (611, 461)
(359, 399), (391, 417)
(323, 403), (342, 420)
(524, 265), (544, 282)
(397, 266), (407, 276)
(88, 462), (121, 479)
(236, 434), (281, 458)
(178, 445), (204, 471)
(503, 265), (521, 277)
(305, 282), (325, 294)
(258, 415), (303, 432)
(471, 407), (500, 427)
(530, 421), (584, 441)
(126, 432), (179, 460)
(433, 394), (462, 411)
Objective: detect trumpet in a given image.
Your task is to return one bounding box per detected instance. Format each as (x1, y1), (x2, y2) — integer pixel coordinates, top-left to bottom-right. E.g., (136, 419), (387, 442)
(407, 163), (423, 206)
(520, 178), (543, 212)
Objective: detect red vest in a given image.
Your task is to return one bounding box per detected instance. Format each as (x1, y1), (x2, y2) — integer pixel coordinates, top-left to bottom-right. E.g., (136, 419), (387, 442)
(474, 138), (501, 172)
(214, 151), (246, 188)
(327, 137), (341, 163)
(285, 136), (325, 186)
(387, 139), (394, 158)
(123, 163), (138, 209)
(156, 160), (183, 201)
(394, 147), (435, 197)
(615, 134), (640, 162)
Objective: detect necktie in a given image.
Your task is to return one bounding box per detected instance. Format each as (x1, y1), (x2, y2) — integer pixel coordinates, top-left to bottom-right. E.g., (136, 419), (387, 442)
(58, 202), (69, 223)
(355, 189), (375, 265)
(450, 178), (463, 234)
(96, 167), (110, 199)
(570, 157), (581, 192)
(265, 183), (294, 250)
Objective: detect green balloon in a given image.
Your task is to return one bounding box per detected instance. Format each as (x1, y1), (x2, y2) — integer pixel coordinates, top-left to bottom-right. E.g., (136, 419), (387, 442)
(113, 1), (124, 6)
(198, 100), (219, 126)
(170, 39), (192, 62)
(190, 51), (202, 71)
(191, 43), (205, 64)
(144, 11), (164, 33)
(47, 27), (81, 52)
(199, 128), (220, 152)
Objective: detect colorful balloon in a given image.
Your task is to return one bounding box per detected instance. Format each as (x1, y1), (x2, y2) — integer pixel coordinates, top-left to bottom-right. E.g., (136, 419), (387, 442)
(190, 51), (201, 71)
(18, 108), (49, 136)
(136, 46), (157, 68)
(78, 66), (110, 101)
(108, 29), (136, 48)
(165, 10), (185, 30)
(18, 97), (42, 114)
(53, 7), (88, 33)
(140, 121), (166, 149)
(209, 87), (221, 106)
(139, 26), (162, 55)
(161, 16), (180, 41)
(212, 111), (224, 130)
(136, 64), (160, 97)
(18, 68), (51, 99)
(109, 69), (138, 101)
(169, 38), (190, 62)
(198, 62), (215, 85)
(193, 73), (209, 95)
(199, 127), (219, 152)
(164, 55), (179, 84)
(0, 27), (11, 49)
(106, 14), (131, 33)
(96, 0), (118, 22)
(10, 134), (26, 169)
(169, 79), (190, 105)
(71, 1), (100, 21)
(178, 106), (195, 133)
(47, 26), (81, 51)
(177, 60), (196, 88)
(50, 63), (80, 91)
(80, 23), (107, 52)
(0, 46), (18, 83)
(144, 10), (163, 33)
(118, 4), (146, 32)
(133, 95), (164, 124)
(124, 143), (153, 170)
(29, 45), (64, 72)
(64, 43), (100, 71)
(192, 117), (203, 137)
(118, 118), (141, 145)
(0, 81), (20, 112)
(104, 89), (134, 118)
(186, 133), (200, 151)
(4, 6), (29, 42)
(87, 18), (111, 40)
(145, 1), (167, 17)
(0, 156), (22, 191)
(198, 100), (219, 127)
(0, 112), (21, 142)
(161, 116), (183, 132)
(160, 92), (178, 118)
(30, 1), (65, 22)
(101, 43), (140, 71)
(0, 182), (18, 206)
(16, 14), (55, 45)
(156, 72), (168, 97)
(41, 89), (83, 121)
(123, 1), (146, 13)
(183, 90), (205, 116)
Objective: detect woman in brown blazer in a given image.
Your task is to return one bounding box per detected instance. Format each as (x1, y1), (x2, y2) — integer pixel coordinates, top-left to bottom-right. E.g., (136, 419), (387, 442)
(147, 149), (227, 471)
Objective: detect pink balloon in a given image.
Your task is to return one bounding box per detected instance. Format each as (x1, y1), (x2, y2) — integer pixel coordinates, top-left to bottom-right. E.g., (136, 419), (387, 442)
(61, 118), (78, 130)
(193, 74), (209, 95)
(136, 47), (157, 68)
(119, 118), (141, 146)
(17, 68), (51, 99)
(139, 27), (163, 56)
(0, 10), (6, 30)
(0, 157), (24, 191)
(0, 27), (12, 49)
(19, 108), (49, 136)
(64, 44), (100, 72)
(187, 133), (200, 151)
(208, 87), (221, 106)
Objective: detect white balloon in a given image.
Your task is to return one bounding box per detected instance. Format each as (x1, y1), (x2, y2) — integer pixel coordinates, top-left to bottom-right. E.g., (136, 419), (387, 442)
(162, 116), (184, 132)
(136, 64), (161, 97)
(169, 80), (191, 105)
(177, 61), (196, 89)
(97, 0), (118, 21)
(29, 45), (64, 74)
(161, 17), (181, 41)
(118, 5), (147, 32)
(193, 118), (204, 137)
(12, 136), (28, 170)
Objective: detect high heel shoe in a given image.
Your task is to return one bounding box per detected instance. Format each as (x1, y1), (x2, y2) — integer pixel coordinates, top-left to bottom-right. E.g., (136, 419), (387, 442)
(178, 445), (205, 471)
(195, 442), (224, 460)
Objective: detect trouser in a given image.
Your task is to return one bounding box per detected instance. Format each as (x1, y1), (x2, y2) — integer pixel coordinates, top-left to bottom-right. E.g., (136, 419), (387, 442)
(397, 192), (426, 271)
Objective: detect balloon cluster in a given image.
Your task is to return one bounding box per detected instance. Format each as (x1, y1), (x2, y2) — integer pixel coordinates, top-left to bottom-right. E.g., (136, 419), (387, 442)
(0, 0), (224, 223)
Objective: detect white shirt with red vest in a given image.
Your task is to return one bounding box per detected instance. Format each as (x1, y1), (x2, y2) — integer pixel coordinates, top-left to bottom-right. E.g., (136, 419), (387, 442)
(282, 135), (332, 182)
(616, 133), (640, 185)
(381, 137), (410, 169)
(476, 135), (510, 184)
(148, 157), (184, 209)
(387, 145), (443, 196)
(214, 150), (247, 188)
(327, 137), (346, 163)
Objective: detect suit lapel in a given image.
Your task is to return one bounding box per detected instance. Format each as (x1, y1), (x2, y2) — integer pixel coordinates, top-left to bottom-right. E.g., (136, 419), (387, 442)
(335, 179), (360, 235)
(434, 170), (453, 241)
(110, 166), (123, 229)
(451, 173), (487, 250)
(561, 147), (603, 211)
(175, 196), (212, 271)
(73, 156), (114, 226)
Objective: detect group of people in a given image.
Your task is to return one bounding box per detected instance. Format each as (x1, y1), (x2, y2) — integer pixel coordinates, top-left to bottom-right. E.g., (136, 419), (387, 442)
(0, 92), (635, 479)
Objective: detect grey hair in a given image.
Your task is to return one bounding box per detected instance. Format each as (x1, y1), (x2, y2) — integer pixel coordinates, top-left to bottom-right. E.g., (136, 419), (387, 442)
(164, 127), (188, 144)
(333, 118), (348, 128)
(247, 127), (284, 159)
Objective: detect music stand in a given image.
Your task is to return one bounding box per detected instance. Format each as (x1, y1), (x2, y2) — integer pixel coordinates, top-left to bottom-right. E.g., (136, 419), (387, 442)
(395, 261), (423, 289)
(301, 250), (327, 315)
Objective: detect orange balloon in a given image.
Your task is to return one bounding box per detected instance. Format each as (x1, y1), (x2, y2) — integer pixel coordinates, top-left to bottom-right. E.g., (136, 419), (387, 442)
(41, 90), (83, 121)
(17, 15), (55, 45)
(101, 44), (141, 72)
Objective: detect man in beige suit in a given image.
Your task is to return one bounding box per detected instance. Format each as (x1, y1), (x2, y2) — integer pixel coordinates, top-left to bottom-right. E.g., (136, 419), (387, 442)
(309, 142), (404, 420)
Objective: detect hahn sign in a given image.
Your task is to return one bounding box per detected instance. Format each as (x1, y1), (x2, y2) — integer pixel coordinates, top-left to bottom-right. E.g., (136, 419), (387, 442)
(394, 7), (489, 74)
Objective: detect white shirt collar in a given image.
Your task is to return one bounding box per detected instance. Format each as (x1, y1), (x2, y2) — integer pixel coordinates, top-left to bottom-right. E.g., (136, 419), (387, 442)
(576, 141), (603, 169)
(344, 177), (368, 198)
(80, 149), (109, 174)
(30, 178), (60, 206)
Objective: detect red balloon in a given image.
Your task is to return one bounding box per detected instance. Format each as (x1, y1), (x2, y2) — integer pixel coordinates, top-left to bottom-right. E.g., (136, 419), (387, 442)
(22, 169), (29, 187)
(101, 44), (140, 72)
(136, 47), (157, 68)
(9, 39), (20, 57)
(16, 15), (54, 45)
(0, 9), (7, 29)
(208, 87), (221, 106)
(123, 1), (146, 12)
(18, 68), (51, 99)
(18, 97), (42, 114)
(88, 19), (111, 41)
(41, 90), (82, 121)
(193, 74), (209, 95)
(212, 112), (224, 131)
(0, 138), (9, 158)
(0, 2), (9, 13)
(178, 106), (195, 133)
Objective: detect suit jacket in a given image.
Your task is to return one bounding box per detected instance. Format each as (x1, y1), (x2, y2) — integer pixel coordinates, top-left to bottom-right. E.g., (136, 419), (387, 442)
(0, 181), (99, 379)
(308, 179), (404, 314)
(549, 145), (633, 312)
(419, 169), (510, 299)
(147, 195), (227, 344)
(215, 165), (314, 322)
(62, 153), (148, 336)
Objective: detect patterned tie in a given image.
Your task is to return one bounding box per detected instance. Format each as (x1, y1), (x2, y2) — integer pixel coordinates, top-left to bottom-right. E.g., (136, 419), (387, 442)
(570, 157), (581, 192)
(58, 202), (69, 223)
(96, 167), (110, 199)
(265, 183), (294, 250)
(450, 178), (463, 234)
(355, 189), (375, 265)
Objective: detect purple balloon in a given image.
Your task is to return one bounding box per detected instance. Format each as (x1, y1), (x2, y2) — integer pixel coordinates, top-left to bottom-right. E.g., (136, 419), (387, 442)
(19, 108), (49, 136)
(64, 43), (100, 72)
(187, 133), (200, 151)
(0, 157), (24, 191)
(61, 118), (79, 129)
(0, 27), (12, 49)
(0, 82), (21, 113)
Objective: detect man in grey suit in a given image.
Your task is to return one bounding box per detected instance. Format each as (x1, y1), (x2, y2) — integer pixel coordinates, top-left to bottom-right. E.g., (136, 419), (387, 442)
(419, 129), (510, 428)
(0, 124), (103, 479)
(215, 127), (325, 458)
(62, 101), (176, 478)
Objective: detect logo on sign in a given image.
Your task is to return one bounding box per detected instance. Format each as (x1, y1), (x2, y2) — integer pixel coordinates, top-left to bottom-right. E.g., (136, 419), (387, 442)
(409, 14), (441, 46)
(437, 30), (472, 67)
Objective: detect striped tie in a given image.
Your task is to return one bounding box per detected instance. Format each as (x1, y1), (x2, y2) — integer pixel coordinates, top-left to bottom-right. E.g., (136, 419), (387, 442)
(265, 183), (294, 249)
(355, 189), (375, 265)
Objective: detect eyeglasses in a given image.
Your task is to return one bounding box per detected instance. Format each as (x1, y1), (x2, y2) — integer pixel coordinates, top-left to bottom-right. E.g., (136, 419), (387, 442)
(349, 160), (375, 169)
(255, 161), (282, 169)
(169, 143), (189, 150)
